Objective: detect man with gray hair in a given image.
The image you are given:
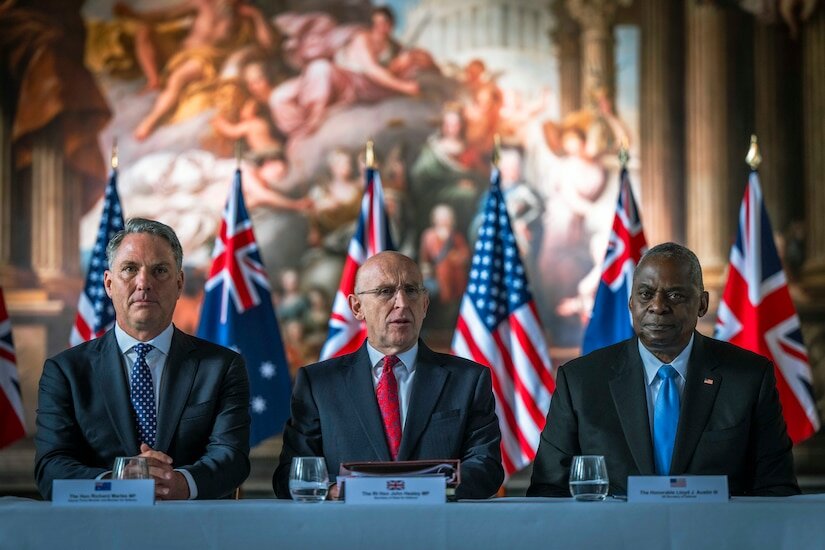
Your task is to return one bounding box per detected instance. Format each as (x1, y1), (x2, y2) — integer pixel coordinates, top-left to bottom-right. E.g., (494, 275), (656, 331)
(35, 218), (251, 500)
(528, 242), (799, 497)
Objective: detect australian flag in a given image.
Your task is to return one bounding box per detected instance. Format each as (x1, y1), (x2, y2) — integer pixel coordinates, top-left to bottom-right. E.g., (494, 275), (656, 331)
(70, 170), (125, 345)
(582, 167), (648, 354)
(197, 169), (292, 447)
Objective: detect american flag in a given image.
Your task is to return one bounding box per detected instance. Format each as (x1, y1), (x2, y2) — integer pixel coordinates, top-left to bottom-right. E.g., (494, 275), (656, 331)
(0, 286), (25, 448)
(319, 167), (394, 360)
(715, 170), (820, 443)
(197, 169), (292, 446)
(451, 167), (554, 476)
(582, 167), (648, 354)
(70, 170), (125, 345)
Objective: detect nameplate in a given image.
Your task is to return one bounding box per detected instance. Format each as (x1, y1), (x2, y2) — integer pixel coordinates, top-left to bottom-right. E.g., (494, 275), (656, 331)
(52, 479), (155, 506)
(345, 476), (445, 505)
(627, 476), (728, 503)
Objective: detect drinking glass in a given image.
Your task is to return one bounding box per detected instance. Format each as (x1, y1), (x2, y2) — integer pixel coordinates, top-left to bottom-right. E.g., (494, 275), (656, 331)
(289, 457), (329, 503)
(569, 455), (609, 501)
(112, 456), (150, 480)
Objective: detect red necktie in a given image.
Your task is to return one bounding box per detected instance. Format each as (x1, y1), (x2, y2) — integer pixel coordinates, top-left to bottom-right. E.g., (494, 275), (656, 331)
(377, 355), (402, 460)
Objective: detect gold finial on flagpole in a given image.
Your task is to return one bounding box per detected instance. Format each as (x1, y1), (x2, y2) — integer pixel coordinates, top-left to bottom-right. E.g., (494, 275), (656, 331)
(365, 138), (375, 169)
(492, 134), (501, 167)
(745, 134), (762, 170)
(235, 140), (242, 169)
(618, 137), (629, 168)
(111, 137), (119, 170)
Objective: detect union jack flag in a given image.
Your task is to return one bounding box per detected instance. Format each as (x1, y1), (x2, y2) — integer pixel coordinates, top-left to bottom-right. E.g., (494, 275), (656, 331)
(582, 167), (648, 354)
(715, 170), (820, 443)
(70, 170), (125, 345)
(386, 480), (405, 491)
(0, 286), (25, 448)
(319, 167), (394, 360)
(197, 169), (292, 447)
(452, 167), (554, 477)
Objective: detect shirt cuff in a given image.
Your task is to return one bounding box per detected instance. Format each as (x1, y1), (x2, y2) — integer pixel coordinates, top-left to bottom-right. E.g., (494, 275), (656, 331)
(176, 468), (198, 500)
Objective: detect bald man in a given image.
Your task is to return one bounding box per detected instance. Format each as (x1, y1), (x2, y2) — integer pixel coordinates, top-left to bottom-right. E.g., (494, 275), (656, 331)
(273, 252), (503, 500)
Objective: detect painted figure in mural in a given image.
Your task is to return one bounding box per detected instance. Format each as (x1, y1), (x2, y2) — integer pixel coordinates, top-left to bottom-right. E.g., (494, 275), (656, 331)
(113, 0), (275, 140)
(410, 104), (486, 240)
(308, 148), (362, 247)
(419, 203), (471, 307)
(270, 7), (431, 141)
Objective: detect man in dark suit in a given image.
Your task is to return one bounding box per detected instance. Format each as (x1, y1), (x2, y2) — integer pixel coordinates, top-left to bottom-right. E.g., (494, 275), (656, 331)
(528, 242), (799, 497)
(274, 251), (503, 500)
(35, 218), (250, 500)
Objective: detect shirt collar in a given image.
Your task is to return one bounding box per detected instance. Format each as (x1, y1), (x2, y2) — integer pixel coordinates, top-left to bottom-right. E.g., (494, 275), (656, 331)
(639, 333), (695, 386)
(114, 323), (175, 357)
(366, 341), (418, 375)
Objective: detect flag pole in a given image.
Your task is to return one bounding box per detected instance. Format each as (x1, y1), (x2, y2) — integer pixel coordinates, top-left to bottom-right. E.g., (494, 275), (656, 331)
(492, 134), (501, 168)
(111, 137), (118, 170)
(618, 137), (629, 168)
(745, 134), (761, 170)
(235, 140), (242, 169)
(365, 138), (375, 169)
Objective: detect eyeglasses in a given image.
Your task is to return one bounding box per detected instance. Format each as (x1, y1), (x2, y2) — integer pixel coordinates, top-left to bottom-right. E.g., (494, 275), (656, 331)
(355, 284), (427, 301)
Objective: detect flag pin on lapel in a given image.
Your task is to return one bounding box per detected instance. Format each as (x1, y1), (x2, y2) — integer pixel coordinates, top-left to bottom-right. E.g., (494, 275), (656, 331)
(703, 378), (714, 385)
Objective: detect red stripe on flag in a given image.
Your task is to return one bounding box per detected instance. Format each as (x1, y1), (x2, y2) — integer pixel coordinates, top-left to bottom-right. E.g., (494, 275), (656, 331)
(772, 362), (816, 443)
(492, 330), (539, 460)
(0, 390), (25, 449)
(0, 348), (15, 364)
(73, 313), (93, 343)
(510, 311), (556, 395)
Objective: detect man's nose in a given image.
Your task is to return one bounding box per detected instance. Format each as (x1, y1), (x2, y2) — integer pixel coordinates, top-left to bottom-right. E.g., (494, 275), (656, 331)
(648, 291), (669, 313)
(392, 288), (410, 307)
(134, 267), (152, 289)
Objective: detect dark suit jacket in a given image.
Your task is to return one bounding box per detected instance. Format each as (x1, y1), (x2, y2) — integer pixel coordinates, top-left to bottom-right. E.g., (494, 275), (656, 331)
(528, 333), (799, 497)
(34, 328), (251, 500)
(274, 341), (504, 499)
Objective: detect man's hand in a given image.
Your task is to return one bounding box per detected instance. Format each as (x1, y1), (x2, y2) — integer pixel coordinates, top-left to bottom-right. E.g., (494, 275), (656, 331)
(138, 443), (191, 500)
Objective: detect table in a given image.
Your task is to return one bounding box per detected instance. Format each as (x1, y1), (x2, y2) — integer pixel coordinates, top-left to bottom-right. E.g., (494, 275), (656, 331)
(2, 496), (825, 549)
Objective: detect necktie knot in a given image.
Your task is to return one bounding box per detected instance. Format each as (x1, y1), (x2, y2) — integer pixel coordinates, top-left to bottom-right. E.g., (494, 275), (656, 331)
(657, 364), (678, 382)
(383, 355), (400, 373)
(133, 343), (154, 360)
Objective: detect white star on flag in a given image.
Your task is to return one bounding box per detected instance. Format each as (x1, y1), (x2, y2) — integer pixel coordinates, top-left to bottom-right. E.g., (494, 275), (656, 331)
(259, 361), (276, 379)
(251, 396), (267, 414)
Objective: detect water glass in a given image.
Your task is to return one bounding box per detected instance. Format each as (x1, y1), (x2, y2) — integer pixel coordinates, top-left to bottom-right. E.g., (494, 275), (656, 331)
(569, 455), (609, 501)
(112, 456), (150, 480)
(289, 457), (329, 503)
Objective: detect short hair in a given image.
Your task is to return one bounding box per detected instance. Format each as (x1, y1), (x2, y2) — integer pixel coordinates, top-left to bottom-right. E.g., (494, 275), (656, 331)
(106, 218), (183, 271)
(636, 242), (704, 291)
(371, 6), (396, 26)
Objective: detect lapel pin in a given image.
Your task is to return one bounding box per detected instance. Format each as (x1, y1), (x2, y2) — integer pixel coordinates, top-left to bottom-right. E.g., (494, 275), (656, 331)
(703, 378), (714, 385)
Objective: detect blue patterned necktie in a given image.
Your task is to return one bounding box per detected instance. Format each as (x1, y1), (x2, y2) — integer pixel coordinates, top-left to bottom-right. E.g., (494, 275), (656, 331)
(653, 364), (680, 476)
(130, 343), (157, 448)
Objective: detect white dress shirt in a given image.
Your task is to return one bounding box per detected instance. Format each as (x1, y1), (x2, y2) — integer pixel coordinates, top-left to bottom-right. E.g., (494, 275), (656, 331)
(639, 334), (695, 436)
(112, 323), (198, 499)
(366, 342), (418, 429)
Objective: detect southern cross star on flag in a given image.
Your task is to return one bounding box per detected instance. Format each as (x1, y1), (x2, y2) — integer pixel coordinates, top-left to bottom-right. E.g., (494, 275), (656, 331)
(197, 169), (292, 447)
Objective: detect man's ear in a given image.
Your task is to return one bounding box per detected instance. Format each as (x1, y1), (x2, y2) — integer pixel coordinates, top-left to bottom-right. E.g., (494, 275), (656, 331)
(103, 270), (113, 298)
(697, 290), (709, 318)
(348, 294), (365, 320)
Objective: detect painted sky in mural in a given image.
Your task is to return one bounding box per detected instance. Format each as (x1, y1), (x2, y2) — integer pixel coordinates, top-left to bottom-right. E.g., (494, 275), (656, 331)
(78, 0), (639, 363)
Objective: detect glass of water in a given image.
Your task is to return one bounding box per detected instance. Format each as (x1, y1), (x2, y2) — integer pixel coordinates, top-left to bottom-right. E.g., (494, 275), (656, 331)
(112, 456), (150, 480)
(569, 455), (609, 501)
(289, 457), (329, 503)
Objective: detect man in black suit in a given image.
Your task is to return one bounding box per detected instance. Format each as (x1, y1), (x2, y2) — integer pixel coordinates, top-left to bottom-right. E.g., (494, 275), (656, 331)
(528, 242), (799, 497)
(35, 218), (250, 500)
(274, 251), (503, 500)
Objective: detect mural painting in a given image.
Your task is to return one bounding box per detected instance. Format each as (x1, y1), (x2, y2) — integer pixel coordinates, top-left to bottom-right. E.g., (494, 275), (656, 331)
(33, 0), (637, 368)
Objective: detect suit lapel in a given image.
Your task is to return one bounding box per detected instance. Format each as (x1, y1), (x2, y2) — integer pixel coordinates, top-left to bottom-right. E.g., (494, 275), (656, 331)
(609, 339), (655, 475)
(95, 330), (140, 454)
(155, 328), (198, 453)
(397, 343), (447, 461)
(670, 333), (721, 474)
(344, 345), (391, 461)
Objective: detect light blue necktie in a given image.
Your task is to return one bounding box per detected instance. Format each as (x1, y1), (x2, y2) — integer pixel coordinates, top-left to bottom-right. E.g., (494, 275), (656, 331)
(653, 365), (680, 476)
(130, 343), (157, 448)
